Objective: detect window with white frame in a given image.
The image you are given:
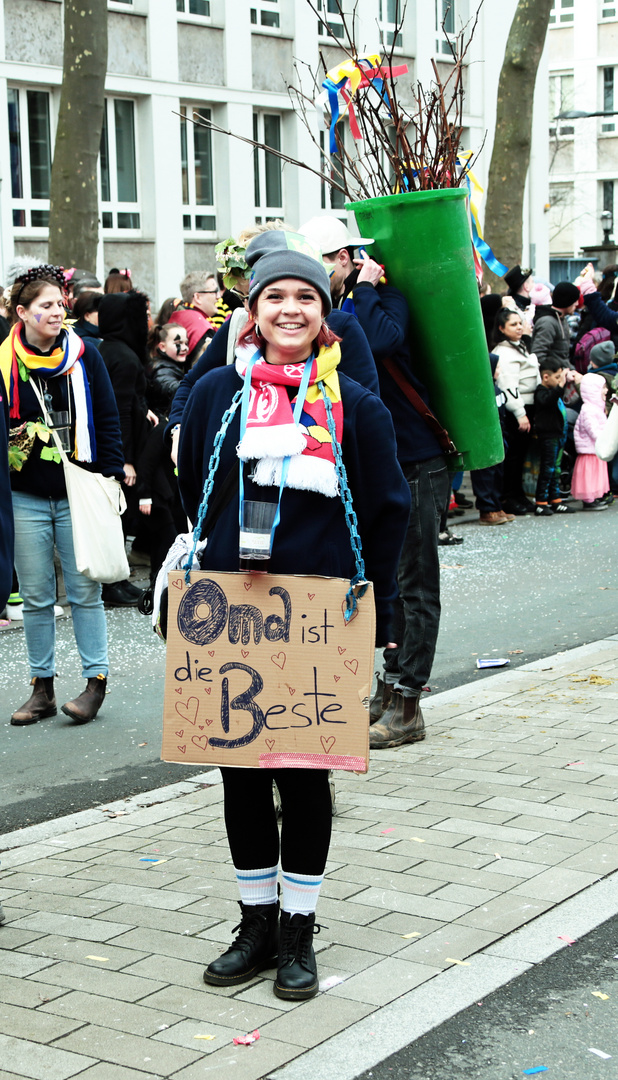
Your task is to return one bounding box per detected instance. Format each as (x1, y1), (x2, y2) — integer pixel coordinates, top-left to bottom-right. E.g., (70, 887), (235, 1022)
(435, 0), (455, 55)
(602, 67), (616, 131)
(177, 0), (210, 16)
(380, 0), (402, 48)
(549, 72), (575, 135)
(99, 98), (140, 232)
(253, 112), (283, 222)
(318, 0), (345, 40)
(180, 105), (216, 234)
(251, 0), (279, 29)
(549, 0), (574, 25)
(7, 86), (53, 231)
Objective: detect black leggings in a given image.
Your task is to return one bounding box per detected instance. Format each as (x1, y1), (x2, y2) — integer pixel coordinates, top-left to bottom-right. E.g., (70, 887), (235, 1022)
(221, 767), (332, 875)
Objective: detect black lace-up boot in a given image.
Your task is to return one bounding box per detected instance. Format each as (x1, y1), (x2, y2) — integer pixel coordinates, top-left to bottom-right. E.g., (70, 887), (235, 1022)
(203, 901), (279, 987)
(274, 911), (320, 1001)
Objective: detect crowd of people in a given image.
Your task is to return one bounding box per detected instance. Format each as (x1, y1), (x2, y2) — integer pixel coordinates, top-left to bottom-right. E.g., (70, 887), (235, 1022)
(2, 225), (618, 993)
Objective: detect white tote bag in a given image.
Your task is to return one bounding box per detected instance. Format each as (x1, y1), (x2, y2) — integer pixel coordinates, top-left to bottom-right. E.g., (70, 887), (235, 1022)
(31, 381), (130, 583)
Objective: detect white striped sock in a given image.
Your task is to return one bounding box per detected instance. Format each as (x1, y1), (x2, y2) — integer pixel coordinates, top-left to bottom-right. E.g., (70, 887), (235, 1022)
(281, 870), (324, 916)
(235, 865), (278, 905)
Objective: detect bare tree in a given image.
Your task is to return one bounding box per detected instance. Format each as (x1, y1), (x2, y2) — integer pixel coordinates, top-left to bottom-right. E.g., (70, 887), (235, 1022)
(48, 0), (108, 269)
(483, 0), (553, 284)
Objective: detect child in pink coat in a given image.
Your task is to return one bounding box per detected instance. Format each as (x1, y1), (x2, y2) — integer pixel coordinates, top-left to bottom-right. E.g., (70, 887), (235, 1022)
(571, 372), (610, 509)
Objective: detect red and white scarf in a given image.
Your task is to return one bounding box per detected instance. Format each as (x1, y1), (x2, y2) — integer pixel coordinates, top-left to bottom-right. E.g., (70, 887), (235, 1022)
(235, 342), (343, 497)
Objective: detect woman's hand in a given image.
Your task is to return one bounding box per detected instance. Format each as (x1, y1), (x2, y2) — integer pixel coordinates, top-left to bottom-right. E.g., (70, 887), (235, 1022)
(124, 463), (137, 486)
(517, 415), (531, 433)
(147, 409), (159, 427)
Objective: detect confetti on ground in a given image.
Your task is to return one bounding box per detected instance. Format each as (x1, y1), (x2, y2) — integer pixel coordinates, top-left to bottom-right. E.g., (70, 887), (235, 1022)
(445, 958), (470, 966)
(380, 828), (395, 834)
(589, 1048), (612, 1059)
(139, 858), (167, 864)
(410, 837), (425, 843)
(402, 932), (422, 939)
(565, 763), (584, 768)
(494, 853), (502, 859)
(319, 975), (344, 990)
(592, 992), (610, 1000)
(233, 1030), (260, 1046)
(558, 935), (576, 945)
(589, 675), (613, 685)
(194, 1034), (216, 1040)
(85, 956), (109, 962)
(523, 1069), (548, 1076)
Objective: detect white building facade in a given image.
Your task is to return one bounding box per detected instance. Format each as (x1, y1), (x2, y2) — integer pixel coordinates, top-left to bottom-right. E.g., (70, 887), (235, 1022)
(548, 0), (618, 278)
(0, 0), (550, 307)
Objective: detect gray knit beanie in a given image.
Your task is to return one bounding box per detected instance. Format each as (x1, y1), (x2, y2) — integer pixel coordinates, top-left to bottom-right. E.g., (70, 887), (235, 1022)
(589, 340), (617, 367)
(245, 231), (332, 315)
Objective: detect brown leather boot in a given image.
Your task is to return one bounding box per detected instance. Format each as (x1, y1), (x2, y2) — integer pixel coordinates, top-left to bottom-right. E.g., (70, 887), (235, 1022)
(11, 677), (57, 726)
(369, 690), (425, 749)
(61, 675), (107, 722)
(369, 673), (392, 725)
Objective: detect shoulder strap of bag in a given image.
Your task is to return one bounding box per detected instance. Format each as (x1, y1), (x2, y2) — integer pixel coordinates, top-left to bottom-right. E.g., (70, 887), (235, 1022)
(381, 356), (458, 456)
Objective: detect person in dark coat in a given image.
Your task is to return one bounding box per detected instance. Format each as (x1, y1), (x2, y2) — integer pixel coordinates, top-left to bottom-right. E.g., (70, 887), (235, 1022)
(503, 264), (534, 312)
(531, 282), (580, 368)
(178, 232), (409, 1004)
(71, 291), (103, 345)
(147, 323), (189, 418)
(98, 290), (153, 604)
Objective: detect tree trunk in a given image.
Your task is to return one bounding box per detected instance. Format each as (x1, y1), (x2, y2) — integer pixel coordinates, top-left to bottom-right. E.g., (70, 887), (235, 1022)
(48, 0), (108, 269)
(483, 0), (553, 288)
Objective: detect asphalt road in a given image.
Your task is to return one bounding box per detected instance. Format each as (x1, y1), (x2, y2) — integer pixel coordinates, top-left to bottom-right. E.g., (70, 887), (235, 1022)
(0, 504), (617, 832)
(358, 914), (618, 1080)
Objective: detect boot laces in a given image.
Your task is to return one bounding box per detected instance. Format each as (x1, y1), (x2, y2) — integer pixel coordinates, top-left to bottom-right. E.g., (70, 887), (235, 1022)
(229, 903), (270, 953)
(280, 920), (321, 967)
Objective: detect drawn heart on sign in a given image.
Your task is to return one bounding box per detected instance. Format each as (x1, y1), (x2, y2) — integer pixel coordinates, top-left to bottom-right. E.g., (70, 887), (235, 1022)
(175, 730), (184, 738)
(191, 735), (209, 751)
(204, 687), (211, 695)
(288, 687), (296, 696)
(338, 646), (346, 655)
(204, 717), (213, 726)
(334, 675), (341, 683)
(241, 650), (249, 658)
(172, 579), (183, 589)
(271, 652), (286, 670)
(244, 581), (252, 591)
(208, 650), (215, 657)
(307, 592), (315, 600)
(265, 739), (275, 751)
(177, 745), (186, 754)
(198, 725), (204, 730)
(175, 688), (182, 695)
(320, 736), (336, 753)
(344, 658), (359, 676)
(175, 697), (199, 725)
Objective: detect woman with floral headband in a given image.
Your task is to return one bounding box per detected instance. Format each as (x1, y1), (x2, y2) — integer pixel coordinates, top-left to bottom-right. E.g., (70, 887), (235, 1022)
(178, 231), (410, 1001)
(0, 265), (124, 725)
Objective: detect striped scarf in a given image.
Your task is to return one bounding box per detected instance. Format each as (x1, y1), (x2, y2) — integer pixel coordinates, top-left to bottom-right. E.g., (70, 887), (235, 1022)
(0, 323), (96, 462)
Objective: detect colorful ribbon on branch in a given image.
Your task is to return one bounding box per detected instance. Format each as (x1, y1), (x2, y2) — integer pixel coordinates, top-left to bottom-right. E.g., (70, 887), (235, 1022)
(320, 54), (409, 154)
(457, 152), (508, 280)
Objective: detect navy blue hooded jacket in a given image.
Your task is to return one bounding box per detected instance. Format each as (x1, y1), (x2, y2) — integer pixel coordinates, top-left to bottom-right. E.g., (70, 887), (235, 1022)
(178, 365), (410, 645)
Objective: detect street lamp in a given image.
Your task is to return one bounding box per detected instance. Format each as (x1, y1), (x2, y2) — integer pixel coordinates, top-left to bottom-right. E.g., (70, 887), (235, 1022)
(601, 209), (614, 244)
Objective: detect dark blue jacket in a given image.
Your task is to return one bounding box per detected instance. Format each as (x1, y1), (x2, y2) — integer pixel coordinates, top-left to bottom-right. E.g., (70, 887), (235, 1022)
(349, 282), (443, 465)
(0, 369), (14, 611)
(582, 290), (618, 333)
(10, 337), (125, 500)
(178, 365), (410, 645)
(167, 308), (380, 434)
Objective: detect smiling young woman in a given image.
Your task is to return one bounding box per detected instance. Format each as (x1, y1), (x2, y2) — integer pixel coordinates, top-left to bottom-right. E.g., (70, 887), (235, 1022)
(0, 265), (125, 726)
(177, 231), (410, 1004)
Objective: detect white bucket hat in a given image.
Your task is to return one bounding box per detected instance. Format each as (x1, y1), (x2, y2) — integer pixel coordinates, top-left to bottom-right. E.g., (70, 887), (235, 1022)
(298, 215), (374, 256)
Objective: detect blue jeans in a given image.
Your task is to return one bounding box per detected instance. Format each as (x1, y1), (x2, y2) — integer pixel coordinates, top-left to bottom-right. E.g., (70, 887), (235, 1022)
(12, 491), (108, 679)
(383, 455), (449, 697)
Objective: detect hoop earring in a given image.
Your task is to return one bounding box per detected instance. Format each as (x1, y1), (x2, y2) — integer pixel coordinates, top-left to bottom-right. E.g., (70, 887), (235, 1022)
(255, 323), (262, 338)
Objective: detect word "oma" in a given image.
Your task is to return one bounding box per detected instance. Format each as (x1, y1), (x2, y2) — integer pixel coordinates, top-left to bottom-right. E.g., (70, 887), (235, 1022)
(178, 579), (290, 646)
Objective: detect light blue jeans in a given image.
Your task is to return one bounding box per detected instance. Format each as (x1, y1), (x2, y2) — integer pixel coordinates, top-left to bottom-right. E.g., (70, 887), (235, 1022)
(11, 491), (109, 679)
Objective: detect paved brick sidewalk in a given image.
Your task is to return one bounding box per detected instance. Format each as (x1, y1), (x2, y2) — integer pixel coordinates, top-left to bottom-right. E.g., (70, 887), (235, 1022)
(2, 636), (618, 1080)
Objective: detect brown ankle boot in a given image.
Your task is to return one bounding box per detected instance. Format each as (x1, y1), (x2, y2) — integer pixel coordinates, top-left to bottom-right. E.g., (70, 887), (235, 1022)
(61, 675), (107, 722)
(369, 673), (392, 725)
(11, 677), (57, 726)
(369, 690), (425, 749)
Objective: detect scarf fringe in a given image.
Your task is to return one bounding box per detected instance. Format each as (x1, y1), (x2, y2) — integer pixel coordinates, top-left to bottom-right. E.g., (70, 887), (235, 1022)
(237, 423), (306, 462)
(252, 455), (339, 497)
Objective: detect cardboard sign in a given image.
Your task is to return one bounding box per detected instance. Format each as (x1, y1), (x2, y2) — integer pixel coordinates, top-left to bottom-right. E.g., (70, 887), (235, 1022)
(162, 570), (375, 772)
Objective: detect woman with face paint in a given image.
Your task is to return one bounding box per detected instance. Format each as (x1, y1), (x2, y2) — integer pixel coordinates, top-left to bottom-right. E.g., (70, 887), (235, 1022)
(147, 323), (190, 419)
(0, 265), (125, 725)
